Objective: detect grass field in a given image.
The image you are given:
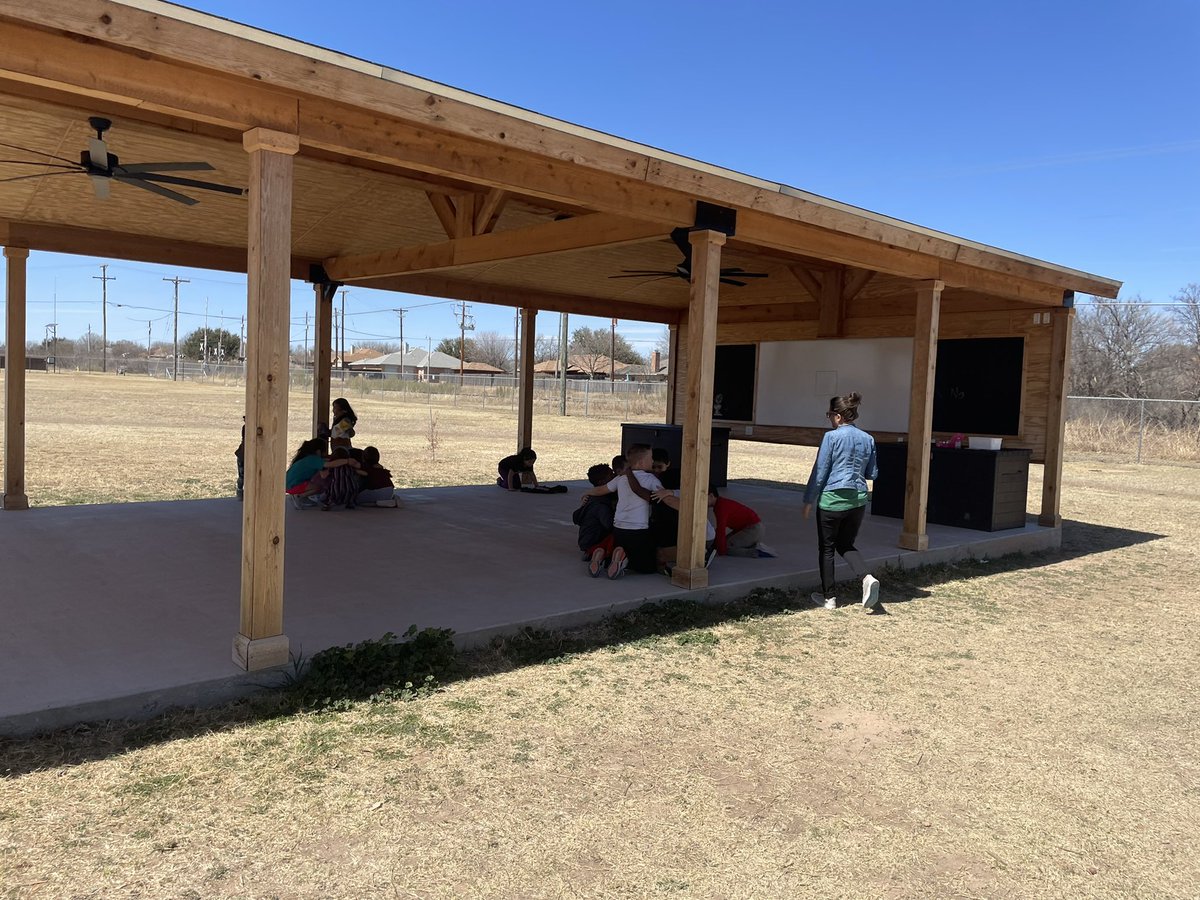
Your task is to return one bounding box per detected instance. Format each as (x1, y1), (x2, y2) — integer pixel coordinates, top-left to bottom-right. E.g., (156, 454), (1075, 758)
(1, 373), (1198, 898)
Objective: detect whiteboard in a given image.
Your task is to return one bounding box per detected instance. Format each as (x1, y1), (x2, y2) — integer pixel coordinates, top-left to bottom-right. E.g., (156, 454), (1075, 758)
(755, 338), (915, 433)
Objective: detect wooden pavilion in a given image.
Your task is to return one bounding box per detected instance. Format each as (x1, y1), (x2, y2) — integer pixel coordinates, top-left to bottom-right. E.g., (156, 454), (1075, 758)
(0, 1), (1121, 671)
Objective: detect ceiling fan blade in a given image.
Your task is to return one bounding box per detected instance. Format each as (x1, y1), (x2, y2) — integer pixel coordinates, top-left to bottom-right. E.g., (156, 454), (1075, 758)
(0, 171), (81, 184)
(0, 160), (80, 170)
(89, 175), (111, 200)
(0, 140), (79, 165)
(88, 137), (110, 169)
(719, 278), (748, 287)
(720, 270), (769, 278)
(114, 174), (198, 206)
(612, 270), (679, 277)
(117, 161), (215, 174)
(131, 172), (246, 196)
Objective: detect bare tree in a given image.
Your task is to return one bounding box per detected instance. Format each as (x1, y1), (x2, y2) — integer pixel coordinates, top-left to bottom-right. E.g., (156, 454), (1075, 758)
(533, 333), (559, 363)
(1171, 283), (1200, 400)
(1071, 296), (1173, 398)
(471, 330), (514, 372)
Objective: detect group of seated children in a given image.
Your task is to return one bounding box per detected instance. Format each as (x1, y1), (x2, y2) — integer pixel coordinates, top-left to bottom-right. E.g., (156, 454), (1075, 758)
(575, 444), (766, 579)
(285, 439), (398, 511)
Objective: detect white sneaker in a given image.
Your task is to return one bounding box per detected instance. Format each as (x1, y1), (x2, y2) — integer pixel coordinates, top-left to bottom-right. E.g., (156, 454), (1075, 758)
(811, 592), (837, 610)
(862, 574), (880, 610)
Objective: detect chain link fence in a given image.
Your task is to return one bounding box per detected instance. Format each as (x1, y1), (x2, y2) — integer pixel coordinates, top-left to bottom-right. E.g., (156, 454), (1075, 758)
(1066, 396), (1200, 463)
(41, 357), (672, 422)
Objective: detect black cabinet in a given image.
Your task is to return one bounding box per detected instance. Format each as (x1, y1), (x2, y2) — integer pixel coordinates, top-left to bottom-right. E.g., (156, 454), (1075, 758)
(871, 443), (1030, 531)
(620, 423), (731, 488)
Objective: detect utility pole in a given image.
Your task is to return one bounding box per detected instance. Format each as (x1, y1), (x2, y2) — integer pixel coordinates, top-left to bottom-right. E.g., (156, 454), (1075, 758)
(454, 300), (474, 382)
(162, 276), (188, 381)
(145, 320), (151, 362)
(610, 317), (617, 392)
(93, 264), (115, 373)
(303, 310), (310, 370)
(239, 315), (245, 361)
(338, 288), (348, 383)
(559, 312), (568, 415)
(333, 309), (340, 375)
(395, 308), (406, 378)
(202, 296), (209, 366)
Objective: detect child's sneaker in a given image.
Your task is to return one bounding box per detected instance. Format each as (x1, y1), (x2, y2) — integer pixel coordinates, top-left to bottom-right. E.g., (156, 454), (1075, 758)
(811, 592), (837, 610)
(588, 547), (606, 578)
(607, 548), (628, 580)
(861, 574), (880, 610)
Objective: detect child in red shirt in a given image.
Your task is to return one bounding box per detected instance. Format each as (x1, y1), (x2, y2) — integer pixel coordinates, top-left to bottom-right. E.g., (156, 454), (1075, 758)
(709, 486), (765, 557)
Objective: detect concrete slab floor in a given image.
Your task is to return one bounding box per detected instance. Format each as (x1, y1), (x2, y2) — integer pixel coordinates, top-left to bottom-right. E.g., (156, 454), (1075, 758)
(0, 481), (1057, 735)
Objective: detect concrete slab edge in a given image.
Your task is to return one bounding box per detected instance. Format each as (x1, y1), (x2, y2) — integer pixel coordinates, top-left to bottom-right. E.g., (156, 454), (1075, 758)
(1, 526), (1060, 739)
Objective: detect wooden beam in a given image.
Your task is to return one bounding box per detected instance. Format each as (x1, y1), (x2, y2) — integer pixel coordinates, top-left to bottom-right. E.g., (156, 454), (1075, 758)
(818, 267), (845, 338)
(359, 272), (679, 325)
(474, 189), (509, 235)
(235, 128), (297, 672)
(899, 280), (943, 551)
(0, 219), (317, 280)
(426, 192), (458, 239)
(312, 282), (334, 442)
(517, 307), (536, 451)
(788, 264), (824, 301)
(326, 213), (666, 282)
(719, 302), (816, 325)
(671, 230), (725, 590)
(842, 267), (875, 303)
(1040, 307), (1073, 527)
(454, 192), (475, 239)
(3, 246), (29, 510)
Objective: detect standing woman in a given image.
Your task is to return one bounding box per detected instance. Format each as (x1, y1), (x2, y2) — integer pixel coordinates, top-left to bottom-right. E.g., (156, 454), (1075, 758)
(329, 397), (358, 450)
(802, 392), (882, 611)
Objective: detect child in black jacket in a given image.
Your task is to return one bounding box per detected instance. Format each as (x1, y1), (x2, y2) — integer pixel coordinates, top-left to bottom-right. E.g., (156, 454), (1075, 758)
(572, 464), (616, 577)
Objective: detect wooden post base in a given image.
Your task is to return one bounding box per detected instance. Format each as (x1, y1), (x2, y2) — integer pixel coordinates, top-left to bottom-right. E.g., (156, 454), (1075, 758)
(898, 532), (929, 551)
(670, 566), (709, 590)
(2, 493), (29, 510)
(233, 633), (290, 671)
(1037, 514), (1062, 528)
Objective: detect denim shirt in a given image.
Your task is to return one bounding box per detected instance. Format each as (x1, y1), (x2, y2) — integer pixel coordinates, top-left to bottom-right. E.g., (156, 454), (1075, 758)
(803, 424), (878, 504)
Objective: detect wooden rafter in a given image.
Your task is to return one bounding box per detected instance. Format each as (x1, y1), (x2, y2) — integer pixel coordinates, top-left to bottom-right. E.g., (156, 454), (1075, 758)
(426, 192), (458, 239)
(473, 188), (508, 235)
(358, 272), (680, 325)
(324, 212), (666, 283)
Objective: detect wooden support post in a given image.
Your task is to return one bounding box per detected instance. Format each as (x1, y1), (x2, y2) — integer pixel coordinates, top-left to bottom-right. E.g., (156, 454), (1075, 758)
(817, 267), (845, 338)
(3, 246), (30, 510)
(517, 307), (536, 451)
(312, 282), (334, 440)
(235, 128), (298, 672)
(665, 323), (680, 425)
(671, 230), (725, 589)
(899, 280), (943, 551)
(1039, 307), (1074, 527)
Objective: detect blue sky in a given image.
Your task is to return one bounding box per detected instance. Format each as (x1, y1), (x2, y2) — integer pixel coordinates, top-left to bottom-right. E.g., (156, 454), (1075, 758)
(12, 0), (1199, 356)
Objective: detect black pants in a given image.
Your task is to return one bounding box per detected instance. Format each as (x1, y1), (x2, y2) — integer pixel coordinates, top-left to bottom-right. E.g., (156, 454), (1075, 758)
(612, 526), (658, 573)
(815, 504), (866, 596)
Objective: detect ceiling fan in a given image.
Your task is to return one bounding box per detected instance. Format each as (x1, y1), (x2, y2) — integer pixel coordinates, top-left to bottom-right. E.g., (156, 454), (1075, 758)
(610, 227), (769, 287)
(0, 117), (246, 206)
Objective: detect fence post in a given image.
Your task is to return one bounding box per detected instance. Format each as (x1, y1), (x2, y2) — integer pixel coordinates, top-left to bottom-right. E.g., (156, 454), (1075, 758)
(584, 378), (590, 417)
(1137, 398), (1145, 464)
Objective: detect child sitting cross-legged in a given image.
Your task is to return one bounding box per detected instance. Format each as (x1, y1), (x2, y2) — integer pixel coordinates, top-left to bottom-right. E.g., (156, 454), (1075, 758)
(355, 446), (399, 508)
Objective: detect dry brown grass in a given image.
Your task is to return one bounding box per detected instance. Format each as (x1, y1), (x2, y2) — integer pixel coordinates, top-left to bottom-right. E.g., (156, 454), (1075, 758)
(8, 372), (803, 505)
(1, 374), (1198, 897)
